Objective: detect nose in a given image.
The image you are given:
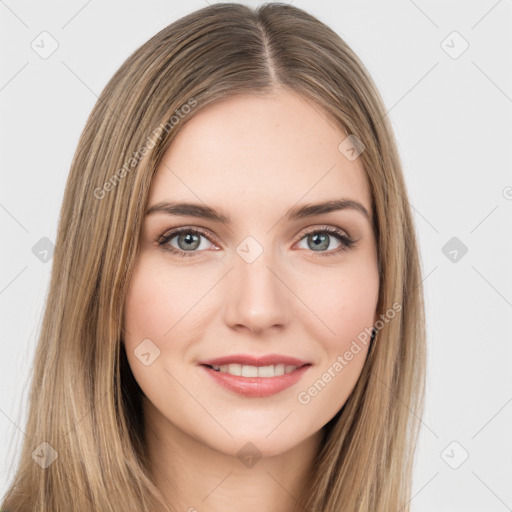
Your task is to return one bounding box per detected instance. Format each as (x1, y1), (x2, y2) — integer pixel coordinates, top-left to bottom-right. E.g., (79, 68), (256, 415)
(222, 245), (291, 335)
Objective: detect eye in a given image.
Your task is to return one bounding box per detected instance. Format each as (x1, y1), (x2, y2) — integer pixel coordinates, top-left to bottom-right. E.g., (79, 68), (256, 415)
(157, 225), (356, 258)
(295, 226), (355, 256)
(158, 227), (218, 258)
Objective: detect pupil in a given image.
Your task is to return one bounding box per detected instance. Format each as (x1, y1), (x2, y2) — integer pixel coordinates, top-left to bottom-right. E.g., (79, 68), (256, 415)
(310, 233), (328, 251)
(180, 233), (199, 250)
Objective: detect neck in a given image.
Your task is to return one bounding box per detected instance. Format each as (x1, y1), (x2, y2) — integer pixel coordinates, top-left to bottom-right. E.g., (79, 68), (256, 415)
(143, 398), (323, 512)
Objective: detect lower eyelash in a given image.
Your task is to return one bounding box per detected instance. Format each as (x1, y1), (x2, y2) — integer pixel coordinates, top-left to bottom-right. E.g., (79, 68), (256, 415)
(158, 226), (356, 258)
(158, 227), (212, 258)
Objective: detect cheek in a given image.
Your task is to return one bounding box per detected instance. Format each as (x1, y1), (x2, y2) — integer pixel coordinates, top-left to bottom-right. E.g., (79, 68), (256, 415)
(124, 266), (170, 343)
(122, 257), (210, 420)
(124, 256), (213, 345)
(296, 255), (379, 348)
(122, 257), (187, 392)
(123, 255), (224, 397)
(291, 258), (379, 419)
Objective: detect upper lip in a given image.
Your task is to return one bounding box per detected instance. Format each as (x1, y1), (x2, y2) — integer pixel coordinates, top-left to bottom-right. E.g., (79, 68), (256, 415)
(198, 354), (311, 367)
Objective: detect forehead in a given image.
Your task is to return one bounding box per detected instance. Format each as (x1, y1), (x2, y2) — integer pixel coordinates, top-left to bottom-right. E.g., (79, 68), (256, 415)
(148, 89), (372, 218)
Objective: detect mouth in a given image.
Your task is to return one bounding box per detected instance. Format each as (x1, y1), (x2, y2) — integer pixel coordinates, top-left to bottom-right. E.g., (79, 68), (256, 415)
(198, 355), (312, 397)
(202, 362), (309, 377)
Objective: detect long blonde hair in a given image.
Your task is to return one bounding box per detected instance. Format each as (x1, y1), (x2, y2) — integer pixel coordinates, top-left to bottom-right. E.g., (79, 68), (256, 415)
(2, 3), (426, 511)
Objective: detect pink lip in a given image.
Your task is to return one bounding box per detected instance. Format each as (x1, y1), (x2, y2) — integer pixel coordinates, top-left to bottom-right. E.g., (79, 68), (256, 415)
(200, 365), (311, 397)
(197, 354), (312, 398)
(198, 353), (310, 367)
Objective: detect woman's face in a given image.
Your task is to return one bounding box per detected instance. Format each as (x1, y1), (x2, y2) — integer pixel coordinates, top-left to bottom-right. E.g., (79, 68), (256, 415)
(123, 88), (379, 458)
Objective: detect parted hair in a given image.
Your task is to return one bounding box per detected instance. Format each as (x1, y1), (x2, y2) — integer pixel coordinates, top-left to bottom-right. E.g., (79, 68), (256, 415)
(2, 3), (426, 511)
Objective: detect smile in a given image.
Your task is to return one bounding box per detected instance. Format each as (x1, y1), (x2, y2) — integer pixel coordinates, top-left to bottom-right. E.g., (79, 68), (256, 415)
(199, 361), (312, 398)
(207, 363), (300, 377)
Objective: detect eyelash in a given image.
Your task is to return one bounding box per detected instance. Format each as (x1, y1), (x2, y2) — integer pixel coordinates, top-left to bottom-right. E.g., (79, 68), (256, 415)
(157, 225), (356, 258)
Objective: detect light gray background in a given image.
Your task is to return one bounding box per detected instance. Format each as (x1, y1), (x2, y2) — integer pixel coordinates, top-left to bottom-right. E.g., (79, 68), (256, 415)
(1, 1), (511, 510)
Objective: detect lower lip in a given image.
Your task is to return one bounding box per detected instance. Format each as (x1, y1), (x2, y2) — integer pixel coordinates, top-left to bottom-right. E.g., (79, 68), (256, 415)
(200, 364), (311, 397)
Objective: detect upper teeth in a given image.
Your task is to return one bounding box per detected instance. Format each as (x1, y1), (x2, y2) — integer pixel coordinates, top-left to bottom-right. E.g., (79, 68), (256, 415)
(210, 363), (298, 377)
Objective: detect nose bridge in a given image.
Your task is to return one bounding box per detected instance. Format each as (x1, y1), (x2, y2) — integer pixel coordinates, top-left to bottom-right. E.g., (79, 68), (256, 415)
(223, 235), (290, 332)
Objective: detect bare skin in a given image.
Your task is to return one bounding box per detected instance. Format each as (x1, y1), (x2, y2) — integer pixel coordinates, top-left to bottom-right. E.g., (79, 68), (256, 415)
(123, 87), (379, 512)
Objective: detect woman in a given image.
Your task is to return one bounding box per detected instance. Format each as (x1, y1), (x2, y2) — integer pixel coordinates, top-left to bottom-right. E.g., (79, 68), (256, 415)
(2, 3), (426, 511)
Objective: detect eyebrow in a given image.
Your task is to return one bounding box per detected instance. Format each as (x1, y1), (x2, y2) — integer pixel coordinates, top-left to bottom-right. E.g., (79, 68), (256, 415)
(145, 199), (372, 225)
